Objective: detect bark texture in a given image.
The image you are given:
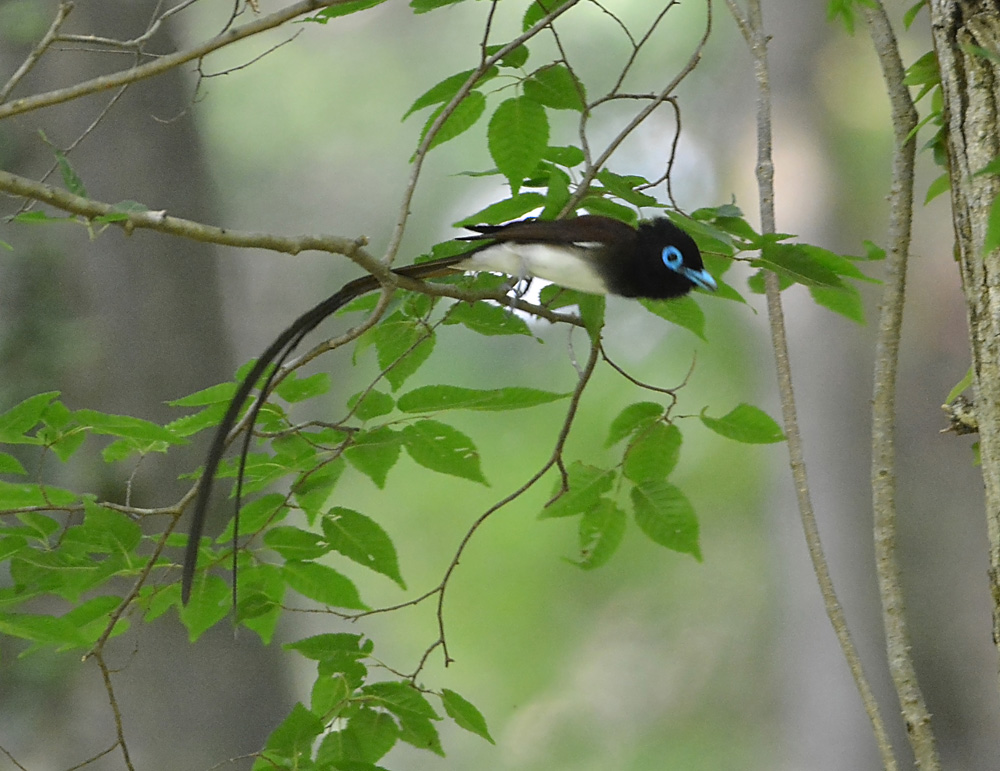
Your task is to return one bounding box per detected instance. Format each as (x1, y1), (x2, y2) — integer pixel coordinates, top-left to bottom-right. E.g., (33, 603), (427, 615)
(931, 0), (1000, 661)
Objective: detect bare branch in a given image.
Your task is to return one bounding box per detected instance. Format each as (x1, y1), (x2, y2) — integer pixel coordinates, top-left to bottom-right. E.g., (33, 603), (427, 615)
(862, 2), (941, 768)
(0, 0), (349, 121)
(726, 1), (899, 767)
(0, 1), (75, 104)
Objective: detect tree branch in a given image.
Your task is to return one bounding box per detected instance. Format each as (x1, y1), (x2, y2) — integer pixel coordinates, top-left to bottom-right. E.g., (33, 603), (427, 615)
(0, 0), (347, 120)
(930, 0), (1000, 678)
(726, 1), (898, 767)
(863, 3), (941, 767)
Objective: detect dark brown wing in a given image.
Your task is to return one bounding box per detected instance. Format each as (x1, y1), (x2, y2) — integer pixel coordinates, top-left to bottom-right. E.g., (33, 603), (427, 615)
(460, 215), (637, 245)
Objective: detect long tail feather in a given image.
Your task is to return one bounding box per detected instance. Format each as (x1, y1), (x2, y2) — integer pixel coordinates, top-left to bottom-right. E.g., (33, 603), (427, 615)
(181, 256), (468, 605)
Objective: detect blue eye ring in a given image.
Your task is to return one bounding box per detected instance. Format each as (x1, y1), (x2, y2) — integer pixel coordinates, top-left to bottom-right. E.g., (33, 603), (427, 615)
(662, 245), (683, 270)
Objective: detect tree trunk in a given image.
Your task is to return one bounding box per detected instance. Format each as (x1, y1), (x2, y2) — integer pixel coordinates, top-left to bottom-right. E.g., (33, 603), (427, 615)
(931, 0), (1000, 666)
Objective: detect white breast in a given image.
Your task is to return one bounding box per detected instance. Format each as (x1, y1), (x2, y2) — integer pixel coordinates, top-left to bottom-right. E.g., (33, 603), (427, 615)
(457, 242), (609, 295)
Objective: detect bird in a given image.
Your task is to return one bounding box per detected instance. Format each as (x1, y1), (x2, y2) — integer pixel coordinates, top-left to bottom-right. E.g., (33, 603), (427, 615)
(180, 215), (716, 605)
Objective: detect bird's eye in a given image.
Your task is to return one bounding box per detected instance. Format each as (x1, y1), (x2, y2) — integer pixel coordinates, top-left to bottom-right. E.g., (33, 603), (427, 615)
(662, 245), (683, 270)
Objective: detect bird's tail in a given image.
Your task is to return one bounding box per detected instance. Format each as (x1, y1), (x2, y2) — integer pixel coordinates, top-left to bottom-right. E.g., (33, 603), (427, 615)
(181, 251), (475, 605)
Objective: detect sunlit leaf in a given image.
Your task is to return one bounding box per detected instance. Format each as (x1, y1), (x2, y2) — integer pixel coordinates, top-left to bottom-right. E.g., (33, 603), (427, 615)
(282, 561), (368, 609)
(322, 507), (406, 588)
(631, 479), (701, 559)
(541, 461), (615, 519)
(397, 385), (567, 413)
(700, 403), (785, 444)
(441, 689), (494, 743)
(401, 419), (487, 484)
(488, 97), (549, 194)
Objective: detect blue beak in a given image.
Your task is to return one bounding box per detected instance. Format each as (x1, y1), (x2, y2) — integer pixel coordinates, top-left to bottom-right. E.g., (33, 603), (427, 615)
(682, 267), (717, 292)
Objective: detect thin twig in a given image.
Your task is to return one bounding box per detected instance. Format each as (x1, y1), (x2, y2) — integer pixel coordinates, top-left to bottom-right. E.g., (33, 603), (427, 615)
(0, 0), (349, 120)
(93, 652), (136, 771)
(726, 0), (898, 767)
(0, 1), (75, 104)
(863, 2), (940, 767)
(383, 0), (584, 267)
(564, 0), (711, 215)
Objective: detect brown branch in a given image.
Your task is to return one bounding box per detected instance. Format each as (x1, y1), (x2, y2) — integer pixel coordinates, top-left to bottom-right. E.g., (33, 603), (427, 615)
(726, 0), (899, 767)
(0, 0), (348, 120)
(862, 2), (941, 768)
(564, 0), (711, 215)
(0, 1), (75, 104)
(93, 652), (136, 771)
(384, 0), (585, 266)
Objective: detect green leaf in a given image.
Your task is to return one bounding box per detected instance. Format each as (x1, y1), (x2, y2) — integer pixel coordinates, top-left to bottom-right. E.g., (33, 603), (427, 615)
(321, 707), (399, 763)
(294, 459), (346, 519)
(264, 526), (328, 561)
(179, 576), (231, 641)
(441, 689), (494, 744)
(67, 500), (142, 553)
(606, 402), (664, 447)
(397, 385), (568, 413)
(419, 90), (487, 151)
(282, 561), (368, 609)
(544, 145), (585, 167)
(861, 239), (886, 261)
(945, 367), (974, 404)
(311, 0), (390, 20)
(575, 498), (627, 570)
(310, 673), (351, 716)
(404, 67), (498, 120)
(0, 611), (90, 649)
(401, 419), (487, 484)
(700, 403), (785, 444)
(262, 702), (326, 761)
(809, 285), (865, 323)
(524, 64), (586, 111)
(826, 0), (877, 34)
(0, 481), (77, 509)
(541, 462), (615, 519)
(235, 563), (284, 643)
(925, 172), (950, 203)
(275, 372), (331, 403)
(0, 452), (26, 474)
(74, 409), (184, 445)
(285, 631), (371, 661)
(0, 392), (59, 441)
(322, 507), (406, 588)
(347, 390), (395, 421)
(168, 382), (236, 408)
(345, 426), (402, 489)
(411, 0), (465, 12)
(454, 193), (546, 226)
(903, 50), (940, 87)
(444, 302), (534, 337)
(639, 295), (706, 339)
(623, 423), (681, 483)
(486, 42), (529, 68)
(579, 195), (637, 224)
(754, 242), (845, 288)
(488, 97), (549, 194)
(523, 0), (573, 30)
(631, 480), (701, 559)
(903, 0), (926, 28)
(12, 211), (69, 224)
(54, 148), (87, 197)
(984, 193), (1000, 255)
(364, 680), (441, 719)
(371, 317), (436, 390)
(596, 169), (659, 207)
(541, 165), (572, 219)
(218, 493), (287, 543)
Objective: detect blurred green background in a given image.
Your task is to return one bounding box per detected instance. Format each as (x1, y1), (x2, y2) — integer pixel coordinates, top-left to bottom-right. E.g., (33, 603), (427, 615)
(0, 1), (995, 769)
